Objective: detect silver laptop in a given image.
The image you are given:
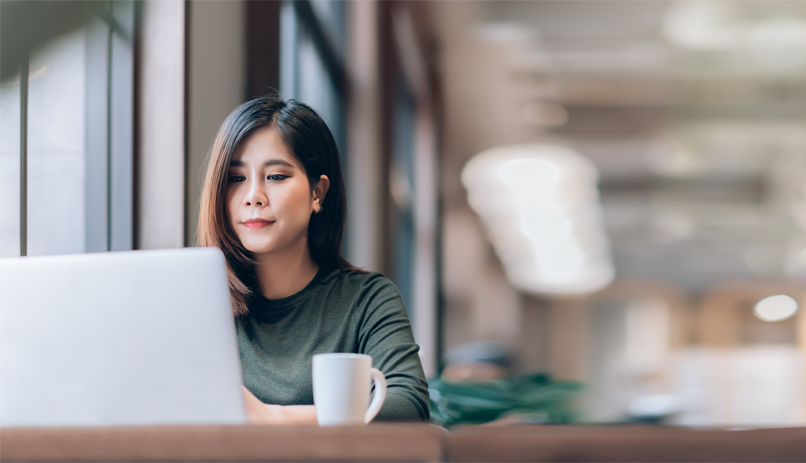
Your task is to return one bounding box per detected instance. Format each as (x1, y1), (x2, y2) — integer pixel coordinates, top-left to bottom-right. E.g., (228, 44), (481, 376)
(0, 247), (246, 426)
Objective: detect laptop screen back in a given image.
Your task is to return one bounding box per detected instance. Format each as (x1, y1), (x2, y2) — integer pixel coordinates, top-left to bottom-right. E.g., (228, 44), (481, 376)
(0, 247), (246, 426)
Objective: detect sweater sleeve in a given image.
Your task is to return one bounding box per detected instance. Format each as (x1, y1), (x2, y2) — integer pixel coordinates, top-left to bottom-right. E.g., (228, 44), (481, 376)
(353, 273), (430, 422)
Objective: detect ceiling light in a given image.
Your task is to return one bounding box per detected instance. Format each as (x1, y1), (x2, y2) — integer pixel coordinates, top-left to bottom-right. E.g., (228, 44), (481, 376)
(749, 17), (806, 71)
(663, 1), (742, 50)
(462, 144), (614, 296)
(473, 22), (537, 44)
(754, 295), (799, 322)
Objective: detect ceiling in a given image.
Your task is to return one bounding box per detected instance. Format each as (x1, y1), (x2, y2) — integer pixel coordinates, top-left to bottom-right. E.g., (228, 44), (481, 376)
(437, 0), (806, 293)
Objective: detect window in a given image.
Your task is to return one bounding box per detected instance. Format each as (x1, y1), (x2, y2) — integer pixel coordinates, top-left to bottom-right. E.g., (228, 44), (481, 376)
(280, 0), (347, 168)
(0, 2), (134, 257)
(391, 72), (417, 315)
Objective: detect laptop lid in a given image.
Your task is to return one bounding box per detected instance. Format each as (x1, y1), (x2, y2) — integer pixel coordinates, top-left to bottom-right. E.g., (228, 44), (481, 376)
(0, 247), (246, 426)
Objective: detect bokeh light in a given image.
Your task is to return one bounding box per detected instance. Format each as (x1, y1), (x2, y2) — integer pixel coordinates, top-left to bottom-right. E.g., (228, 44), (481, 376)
(753, 295), (799, 322)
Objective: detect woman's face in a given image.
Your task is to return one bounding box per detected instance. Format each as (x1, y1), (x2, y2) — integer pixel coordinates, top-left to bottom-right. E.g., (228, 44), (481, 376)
(225, 126), (328, 257)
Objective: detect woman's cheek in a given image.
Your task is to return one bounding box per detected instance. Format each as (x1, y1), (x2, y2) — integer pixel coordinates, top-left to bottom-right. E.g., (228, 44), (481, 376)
(224, 191), (235, 221)
(225, 189), (242, 230)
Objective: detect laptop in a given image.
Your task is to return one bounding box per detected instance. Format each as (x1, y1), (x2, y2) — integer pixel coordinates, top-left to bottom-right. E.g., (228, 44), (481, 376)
(0, 247), (246, 426)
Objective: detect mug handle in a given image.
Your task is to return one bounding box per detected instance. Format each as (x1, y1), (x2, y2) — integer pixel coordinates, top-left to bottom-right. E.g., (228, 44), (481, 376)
(364, 368), (387, 424)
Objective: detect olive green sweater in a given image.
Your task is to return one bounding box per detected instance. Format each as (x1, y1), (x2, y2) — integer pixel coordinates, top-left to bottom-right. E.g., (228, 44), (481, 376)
(236, 266), (430, 422)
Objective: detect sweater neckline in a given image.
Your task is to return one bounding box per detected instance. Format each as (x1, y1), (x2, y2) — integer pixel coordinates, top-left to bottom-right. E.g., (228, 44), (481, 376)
(249, 265), (335, 316)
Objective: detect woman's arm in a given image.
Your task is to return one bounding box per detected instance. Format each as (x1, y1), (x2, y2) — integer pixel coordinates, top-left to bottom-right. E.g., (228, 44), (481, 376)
(242, 386), (317, 424)
(355, 274), (431, 422)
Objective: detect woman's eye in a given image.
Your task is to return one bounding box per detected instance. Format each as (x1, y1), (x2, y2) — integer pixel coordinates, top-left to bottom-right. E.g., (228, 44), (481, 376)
(267, 174), (288, 181)
(228, 175), (246, 183)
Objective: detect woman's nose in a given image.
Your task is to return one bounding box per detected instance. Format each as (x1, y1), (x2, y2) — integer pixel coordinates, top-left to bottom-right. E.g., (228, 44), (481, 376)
(244, 179), (268, 207)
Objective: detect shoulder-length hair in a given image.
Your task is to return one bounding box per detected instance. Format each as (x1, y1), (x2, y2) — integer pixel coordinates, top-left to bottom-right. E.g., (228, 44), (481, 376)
(198, 95), (362, 316)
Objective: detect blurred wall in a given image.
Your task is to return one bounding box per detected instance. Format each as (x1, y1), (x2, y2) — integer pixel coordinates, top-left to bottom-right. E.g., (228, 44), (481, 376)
(186, 0), (247, 246)
(138, 0), (246, 249)
(138, 0), (186, 250)
(434, 0), (806, 425)
(436, 1), (537, 369)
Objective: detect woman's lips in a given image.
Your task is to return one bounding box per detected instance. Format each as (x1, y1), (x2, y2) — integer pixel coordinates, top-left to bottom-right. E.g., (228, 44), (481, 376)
(243, 218), (273, 229)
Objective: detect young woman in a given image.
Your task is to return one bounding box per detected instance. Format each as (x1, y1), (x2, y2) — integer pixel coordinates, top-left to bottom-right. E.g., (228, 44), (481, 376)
(197, 95), (429, 424)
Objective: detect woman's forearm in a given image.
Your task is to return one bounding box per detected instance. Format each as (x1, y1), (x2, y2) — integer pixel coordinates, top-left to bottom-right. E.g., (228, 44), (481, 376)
(242, 386), (317, 424)
(264, 404), (317, 424)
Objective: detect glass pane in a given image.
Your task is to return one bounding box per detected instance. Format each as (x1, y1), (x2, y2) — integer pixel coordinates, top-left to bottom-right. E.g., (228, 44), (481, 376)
(297, 31), (338, 128)
(297, 28), (345, 164)
(392, 73), (417, 317)
(310, 0), (345, 53)
(0, 71), (21, 257)
(26, 30), (87, 256)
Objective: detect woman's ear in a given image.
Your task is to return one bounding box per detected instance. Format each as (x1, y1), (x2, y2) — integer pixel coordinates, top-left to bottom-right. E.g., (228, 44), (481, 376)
(313, 175), (330, 213)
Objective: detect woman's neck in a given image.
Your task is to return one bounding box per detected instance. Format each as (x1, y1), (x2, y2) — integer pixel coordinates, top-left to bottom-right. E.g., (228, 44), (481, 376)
(253, 239), (319, 300)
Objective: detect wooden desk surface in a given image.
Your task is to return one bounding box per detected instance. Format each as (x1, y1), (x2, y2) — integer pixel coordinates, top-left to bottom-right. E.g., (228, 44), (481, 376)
(5, 424), (806, 462)
(449, 425), (806, 462)
(0, 424), (447, 462)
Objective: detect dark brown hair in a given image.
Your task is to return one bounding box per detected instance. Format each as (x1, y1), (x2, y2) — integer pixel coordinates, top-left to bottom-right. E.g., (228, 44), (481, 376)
(198, 95), (362, 316)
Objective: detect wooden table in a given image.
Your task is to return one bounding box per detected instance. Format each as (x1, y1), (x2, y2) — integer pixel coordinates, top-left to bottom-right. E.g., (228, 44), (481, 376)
(5, 424), (806, 462)
(449, 425), (806, 462)
(0, 424), (447, 462)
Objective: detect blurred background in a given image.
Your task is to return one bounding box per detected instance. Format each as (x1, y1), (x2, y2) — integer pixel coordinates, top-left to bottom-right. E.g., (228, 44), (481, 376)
(2, 0), (805, 427)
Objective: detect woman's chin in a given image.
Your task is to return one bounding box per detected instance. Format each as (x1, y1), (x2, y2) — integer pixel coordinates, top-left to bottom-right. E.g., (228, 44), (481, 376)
(243, 244), (278, 255)
(238, 231), (308, 258)
(242, 240), (296, 257)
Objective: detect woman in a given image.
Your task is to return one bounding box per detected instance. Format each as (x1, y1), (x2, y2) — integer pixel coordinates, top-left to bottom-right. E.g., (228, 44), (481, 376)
(197, 95), (429, 424)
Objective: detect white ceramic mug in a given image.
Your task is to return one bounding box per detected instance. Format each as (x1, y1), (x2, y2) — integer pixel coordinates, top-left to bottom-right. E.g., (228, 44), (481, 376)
(312, 353), (387, 426)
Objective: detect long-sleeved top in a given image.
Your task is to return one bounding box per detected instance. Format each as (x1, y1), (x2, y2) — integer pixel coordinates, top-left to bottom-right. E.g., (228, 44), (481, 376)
(236, 266), (430, 422)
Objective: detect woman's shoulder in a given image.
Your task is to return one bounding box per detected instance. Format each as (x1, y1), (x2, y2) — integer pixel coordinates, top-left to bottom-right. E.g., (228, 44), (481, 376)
(320, 267), (403, 308)
(324, 267), (399, 292)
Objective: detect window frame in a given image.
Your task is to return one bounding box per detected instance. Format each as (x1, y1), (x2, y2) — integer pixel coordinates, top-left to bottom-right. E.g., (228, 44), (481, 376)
(280, 0), (349, 245)
(12, 1), (134, 256)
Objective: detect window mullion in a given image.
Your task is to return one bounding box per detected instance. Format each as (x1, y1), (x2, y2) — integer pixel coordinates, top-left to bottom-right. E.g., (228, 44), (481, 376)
(106, 19), (113, 251)
(85, 18), (111, 253)
(280, 1), (299, 99)
(19, 56), (28, 257)
(109, 0), (135, 251)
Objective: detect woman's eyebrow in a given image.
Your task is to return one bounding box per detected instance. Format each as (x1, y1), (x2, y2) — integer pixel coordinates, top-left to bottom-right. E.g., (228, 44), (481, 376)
(229, 159), (295, 168)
